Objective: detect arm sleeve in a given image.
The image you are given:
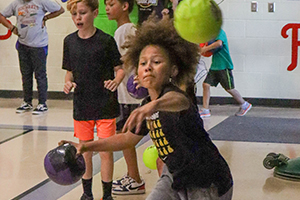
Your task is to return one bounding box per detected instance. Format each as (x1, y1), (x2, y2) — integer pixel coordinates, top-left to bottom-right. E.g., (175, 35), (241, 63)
(1, 2), (17, 18)
(62, 37), (71, 71)
(108, 36), (123, 67)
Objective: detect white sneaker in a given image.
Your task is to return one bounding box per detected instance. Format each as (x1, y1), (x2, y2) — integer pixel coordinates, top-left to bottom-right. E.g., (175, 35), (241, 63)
(112, 176), (145, 195)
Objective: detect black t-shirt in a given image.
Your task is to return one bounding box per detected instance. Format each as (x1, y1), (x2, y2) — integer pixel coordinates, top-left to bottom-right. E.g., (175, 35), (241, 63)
(136, 83), (233, 196)
(62, 29), (122, 120)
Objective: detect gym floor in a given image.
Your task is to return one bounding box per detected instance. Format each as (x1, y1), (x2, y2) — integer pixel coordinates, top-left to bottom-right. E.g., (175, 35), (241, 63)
(1, 98), (300, 200)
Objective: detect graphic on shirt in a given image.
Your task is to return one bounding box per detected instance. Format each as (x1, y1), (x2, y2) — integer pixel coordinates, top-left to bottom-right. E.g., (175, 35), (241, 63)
(136, 0), (158, 8)
(146, 111), (174, 161)
(18, 4), (39, 29)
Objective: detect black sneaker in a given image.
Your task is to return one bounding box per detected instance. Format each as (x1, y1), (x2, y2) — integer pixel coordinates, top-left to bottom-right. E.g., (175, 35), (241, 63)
(16, 102), (33, 113)
(32, 104), (48, 115)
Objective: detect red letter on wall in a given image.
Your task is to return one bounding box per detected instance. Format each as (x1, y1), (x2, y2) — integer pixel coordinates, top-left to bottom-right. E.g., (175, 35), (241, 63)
(281, 23), (300, 71)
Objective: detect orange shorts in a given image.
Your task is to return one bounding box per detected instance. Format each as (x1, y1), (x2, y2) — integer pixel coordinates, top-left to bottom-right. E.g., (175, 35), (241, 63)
(74, 119), (116, 141)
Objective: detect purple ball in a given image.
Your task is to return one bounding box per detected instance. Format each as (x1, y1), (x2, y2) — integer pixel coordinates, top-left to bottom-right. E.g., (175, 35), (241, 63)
(127, 75), (148, 99)
(44, 143), (85, 185)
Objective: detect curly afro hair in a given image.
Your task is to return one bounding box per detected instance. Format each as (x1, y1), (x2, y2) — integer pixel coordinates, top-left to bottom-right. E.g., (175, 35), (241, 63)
(122, 15), (200, 87)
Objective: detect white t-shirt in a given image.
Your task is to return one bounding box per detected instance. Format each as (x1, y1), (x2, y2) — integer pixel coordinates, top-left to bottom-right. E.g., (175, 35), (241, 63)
(114, 23), (142, 104)
(1, 0), (61, 47)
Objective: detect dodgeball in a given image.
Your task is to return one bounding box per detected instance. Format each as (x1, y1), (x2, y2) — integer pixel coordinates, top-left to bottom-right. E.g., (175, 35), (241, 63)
(174, 0), (222, 44)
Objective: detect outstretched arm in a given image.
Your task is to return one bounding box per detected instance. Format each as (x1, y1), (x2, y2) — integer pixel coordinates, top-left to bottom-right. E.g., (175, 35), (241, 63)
(60, 131), (143, 155)
(123, 91), (190, 133)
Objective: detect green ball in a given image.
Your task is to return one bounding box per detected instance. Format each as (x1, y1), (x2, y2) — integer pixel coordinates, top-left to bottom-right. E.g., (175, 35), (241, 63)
(143, 145), (159, 170)
(174, 0), (222, 44)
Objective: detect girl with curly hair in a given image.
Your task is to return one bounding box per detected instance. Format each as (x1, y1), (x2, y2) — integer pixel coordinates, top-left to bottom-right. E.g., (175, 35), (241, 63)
(60, 16), (233, 200)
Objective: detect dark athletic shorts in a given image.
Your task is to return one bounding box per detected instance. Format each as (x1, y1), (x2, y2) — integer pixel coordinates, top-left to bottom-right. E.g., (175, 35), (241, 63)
(204, 69), (235, 90)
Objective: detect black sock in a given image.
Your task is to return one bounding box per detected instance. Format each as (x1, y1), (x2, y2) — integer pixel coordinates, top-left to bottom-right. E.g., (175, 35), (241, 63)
(82, 178), (93, 197)
(102, 180), (112, 199)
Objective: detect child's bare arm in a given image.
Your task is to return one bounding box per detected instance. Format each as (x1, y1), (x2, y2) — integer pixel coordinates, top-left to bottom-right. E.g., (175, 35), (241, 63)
(59, 130), (143, 154)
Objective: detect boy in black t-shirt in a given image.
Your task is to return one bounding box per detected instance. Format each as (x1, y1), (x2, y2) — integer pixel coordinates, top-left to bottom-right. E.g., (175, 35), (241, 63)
(62, 0), (124, 200)
(60, 16), (233, 200)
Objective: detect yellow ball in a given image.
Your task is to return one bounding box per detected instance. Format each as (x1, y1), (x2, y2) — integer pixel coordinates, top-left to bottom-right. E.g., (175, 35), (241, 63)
(143, 145), (159, 170)
(174, 0), (222, 44)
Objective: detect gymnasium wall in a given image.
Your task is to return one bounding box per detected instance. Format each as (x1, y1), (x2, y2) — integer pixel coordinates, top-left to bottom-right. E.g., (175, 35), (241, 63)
(0, 0), (300, 102)
(197, 0), (300, 101)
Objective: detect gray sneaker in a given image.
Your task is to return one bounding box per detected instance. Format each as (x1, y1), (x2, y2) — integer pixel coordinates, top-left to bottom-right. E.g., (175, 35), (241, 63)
(235, 102), (252, 116)
(199, 109), (211, 118)
(32, 104), (48, 115)
(16, 102), (33, 113)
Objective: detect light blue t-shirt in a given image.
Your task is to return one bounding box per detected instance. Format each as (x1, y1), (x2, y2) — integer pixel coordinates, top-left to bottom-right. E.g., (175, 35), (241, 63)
(1, 0), (61, 47)
(210, 29), (234, 70)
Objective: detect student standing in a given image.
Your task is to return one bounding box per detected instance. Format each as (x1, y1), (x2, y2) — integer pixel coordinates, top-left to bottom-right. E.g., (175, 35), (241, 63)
(105, 0), (145, 195)
(63, 0), (124, 199)
(0, 0), (64, 114)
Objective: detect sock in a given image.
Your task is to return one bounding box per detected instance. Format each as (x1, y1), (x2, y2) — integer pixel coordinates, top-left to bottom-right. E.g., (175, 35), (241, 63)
(102, 180), (113, 199)
(82, 178), (93, 197)
(241, 101), (249, 109)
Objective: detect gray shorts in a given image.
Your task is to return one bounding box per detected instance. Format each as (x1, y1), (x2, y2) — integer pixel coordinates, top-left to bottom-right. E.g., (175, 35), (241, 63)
(146, 165), (233, 200)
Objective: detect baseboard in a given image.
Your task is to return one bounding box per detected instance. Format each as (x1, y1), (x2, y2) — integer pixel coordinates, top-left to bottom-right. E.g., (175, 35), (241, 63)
(0, 90), (73, 100)
(196, 96), (300, 108)
(1, 90), (299, 108)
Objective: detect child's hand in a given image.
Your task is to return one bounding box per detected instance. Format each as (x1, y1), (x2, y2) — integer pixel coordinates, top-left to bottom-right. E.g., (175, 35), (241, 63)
(133, 75), (142, 89)
(104, 79), (118, 92)
(58, 140), (86, 155)
(11, 26), (18, 36)
(64, 81), (76, 94)
(200, 45), (208, 54)
(161, 8), (169, 17)
(122, 101), (156, 133)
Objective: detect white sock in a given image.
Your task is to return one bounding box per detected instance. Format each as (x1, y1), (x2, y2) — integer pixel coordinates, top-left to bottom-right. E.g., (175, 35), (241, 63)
(241, 102), (248, 109)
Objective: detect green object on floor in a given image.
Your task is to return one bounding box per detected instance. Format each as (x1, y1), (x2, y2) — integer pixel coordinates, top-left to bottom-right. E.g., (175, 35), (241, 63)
(274, 157), (300, 181)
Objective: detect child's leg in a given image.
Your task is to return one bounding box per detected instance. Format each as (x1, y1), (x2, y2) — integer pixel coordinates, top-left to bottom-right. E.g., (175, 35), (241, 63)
(99, 151), (114, 181)
(226, 88), (245, 105)
(116, 104), (143, 184)
(32, 46), (48, 105)
(81, 140), (94, 180)
(80, 141), (94, 199)
(99, 151), (114, 199)
(17, 43), (34, 104)
(74, 120), (96, 199)
(146, 165), (181, 200)
(123, 147), (142, 183)
(202, 82), (211, 109)
(97, 119), (116, 199)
